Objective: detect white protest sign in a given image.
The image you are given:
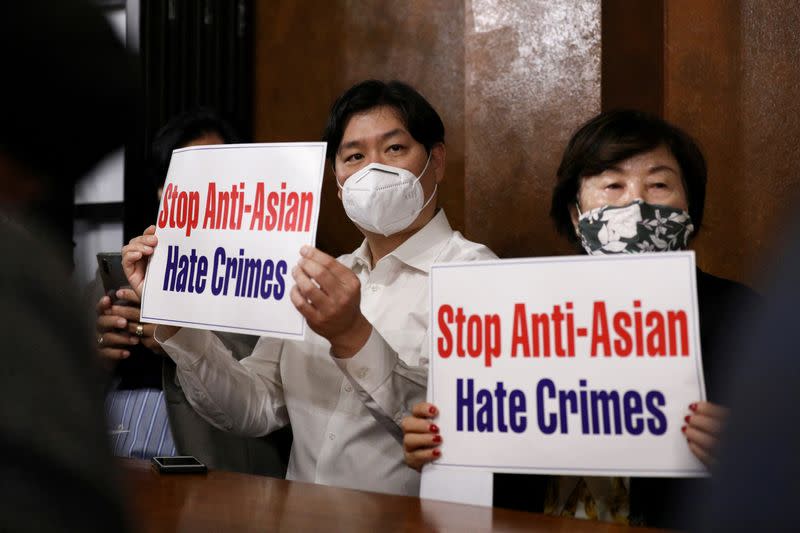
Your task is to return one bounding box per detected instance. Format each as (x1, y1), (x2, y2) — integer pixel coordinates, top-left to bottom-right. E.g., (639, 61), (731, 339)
(427, 252), (707, 478)
(140, 143), (326, 339)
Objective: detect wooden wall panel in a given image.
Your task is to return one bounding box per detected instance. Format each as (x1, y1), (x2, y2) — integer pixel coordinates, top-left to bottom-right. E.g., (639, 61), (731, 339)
(664, 0), (744, 280)
(664, 0), (800, 286)
(738, 0), (800, 278)
(464, 0), (601, 258)
(601, 0), (663, 116)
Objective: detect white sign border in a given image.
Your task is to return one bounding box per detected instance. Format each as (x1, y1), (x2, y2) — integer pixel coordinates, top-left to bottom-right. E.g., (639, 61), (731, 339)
(139, 142), (327, 340)
(428, 252), (707, 477)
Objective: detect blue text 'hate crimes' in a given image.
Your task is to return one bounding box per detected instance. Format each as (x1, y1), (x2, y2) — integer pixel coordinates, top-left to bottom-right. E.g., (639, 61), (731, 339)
(456, 378), (667, 436)
(162, 244), (287, 300)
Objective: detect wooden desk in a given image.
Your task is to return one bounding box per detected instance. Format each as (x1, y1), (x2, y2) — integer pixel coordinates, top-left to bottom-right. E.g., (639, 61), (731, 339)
(120, 459), (664, 532)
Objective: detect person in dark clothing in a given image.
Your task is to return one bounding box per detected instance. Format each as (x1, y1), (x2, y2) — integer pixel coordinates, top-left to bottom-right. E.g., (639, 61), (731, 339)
(0, 0), (137, 530)
(0, 221), (130, 533)
(402, 110), (757, 528)
(691, 221), (800, 532)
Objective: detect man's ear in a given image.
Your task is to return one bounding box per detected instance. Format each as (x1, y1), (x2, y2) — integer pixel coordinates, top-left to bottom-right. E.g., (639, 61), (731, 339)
(331, 161), (343, 201)
(431, 143), (446, 184)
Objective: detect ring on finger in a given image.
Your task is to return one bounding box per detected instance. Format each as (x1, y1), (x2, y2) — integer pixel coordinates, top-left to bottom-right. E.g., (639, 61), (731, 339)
(97, 334), (104, 346)
(135, 324), (144, 337)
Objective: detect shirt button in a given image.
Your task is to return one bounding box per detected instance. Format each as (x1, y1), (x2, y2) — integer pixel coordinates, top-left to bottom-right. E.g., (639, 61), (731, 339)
(370, 284), (379, 293)
(328, 433), (335, 440)
(344, 384), (353, 393)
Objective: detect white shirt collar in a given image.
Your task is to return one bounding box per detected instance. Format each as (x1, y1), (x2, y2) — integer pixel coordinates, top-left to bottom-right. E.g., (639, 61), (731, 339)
(345, 209), (453, 274)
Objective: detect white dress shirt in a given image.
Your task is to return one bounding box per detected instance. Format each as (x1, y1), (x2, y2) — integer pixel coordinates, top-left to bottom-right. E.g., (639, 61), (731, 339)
(156, 210), (496, 495)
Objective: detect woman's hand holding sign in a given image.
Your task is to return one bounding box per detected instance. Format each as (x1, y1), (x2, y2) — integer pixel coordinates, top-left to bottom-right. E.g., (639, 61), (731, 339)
(402, 402), (442, 471)
(684, 401), (728, 468)
(291, 246), (372, 358)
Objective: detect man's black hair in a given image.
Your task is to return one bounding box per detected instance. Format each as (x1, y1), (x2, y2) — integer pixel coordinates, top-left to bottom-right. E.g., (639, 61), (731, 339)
(149, 108), (240, 189)
(322, 80), (445, 165)
(550, 109), (707, 242)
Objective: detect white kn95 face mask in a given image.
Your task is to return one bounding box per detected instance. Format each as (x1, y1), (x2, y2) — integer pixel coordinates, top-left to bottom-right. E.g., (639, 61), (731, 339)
(337, 153), (436, 236)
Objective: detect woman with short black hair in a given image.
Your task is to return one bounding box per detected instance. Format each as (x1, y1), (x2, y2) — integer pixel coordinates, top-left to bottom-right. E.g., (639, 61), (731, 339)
(403, 109), (757, 528)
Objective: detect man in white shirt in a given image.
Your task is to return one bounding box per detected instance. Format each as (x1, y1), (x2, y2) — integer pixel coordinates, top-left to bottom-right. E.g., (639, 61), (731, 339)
(121, 80), (496, 496)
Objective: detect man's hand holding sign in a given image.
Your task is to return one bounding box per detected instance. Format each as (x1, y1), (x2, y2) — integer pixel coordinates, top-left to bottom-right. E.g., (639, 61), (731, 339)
(291, 246), (372, 358)
(122, 226), (183, 340)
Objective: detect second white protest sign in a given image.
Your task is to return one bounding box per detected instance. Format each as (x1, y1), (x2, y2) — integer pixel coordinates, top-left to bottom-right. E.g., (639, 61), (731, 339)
(427, 252), (707, 478)
(140, 142), (326, 339)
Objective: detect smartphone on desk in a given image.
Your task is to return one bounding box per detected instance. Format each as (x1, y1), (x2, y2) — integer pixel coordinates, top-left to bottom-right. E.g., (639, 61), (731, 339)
(151, 456), (207, 474)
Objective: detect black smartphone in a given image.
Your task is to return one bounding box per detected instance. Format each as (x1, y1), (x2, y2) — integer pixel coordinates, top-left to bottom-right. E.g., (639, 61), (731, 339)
(151, 456), (207, 474)
(97, 252), (129, 294)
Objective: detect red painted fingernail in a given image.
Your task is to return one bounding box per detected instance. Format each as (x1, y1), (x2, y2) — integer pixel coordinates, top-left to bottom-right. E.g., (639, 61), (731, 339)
(432, 435), (442, 444)
(684, 415), (691, 424)
(429, 424), (439, 433)
(689, 403), (698, 412)
(681, 425), (687, 433)
(432, 449), (441, 457)
(428, 406), (437, 415)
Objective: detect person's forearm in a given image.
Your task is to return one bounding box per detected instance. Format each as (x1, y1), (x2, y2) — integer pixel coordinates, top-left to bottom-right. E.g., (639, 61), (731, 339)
(337, 328), (428, 422)
(162, 330), (288, 436)
(330, 314), (373, 358)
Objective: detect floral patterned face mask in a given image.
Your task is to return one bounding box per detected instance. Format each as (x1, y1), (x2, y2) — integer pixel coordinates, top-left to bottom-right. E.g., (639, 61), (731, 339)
(576, 199), (694, 255)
